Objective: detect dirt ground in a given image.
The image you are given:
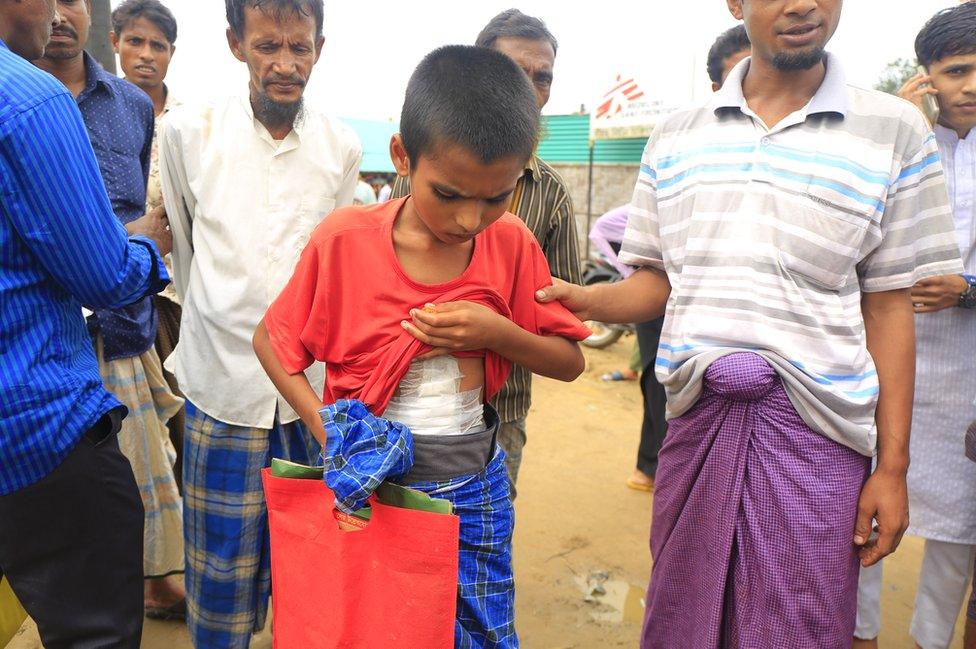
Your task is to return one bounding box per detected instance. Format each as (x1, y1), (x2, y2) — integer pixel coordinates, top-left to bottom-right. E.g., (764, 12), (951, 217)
(7, 339), (969, 648)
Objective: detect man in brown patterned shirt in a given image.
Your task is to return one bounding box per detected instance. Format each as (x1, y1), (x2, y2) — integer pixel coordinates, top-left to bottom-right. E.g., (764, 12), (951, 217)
(391, 9), (582, 497)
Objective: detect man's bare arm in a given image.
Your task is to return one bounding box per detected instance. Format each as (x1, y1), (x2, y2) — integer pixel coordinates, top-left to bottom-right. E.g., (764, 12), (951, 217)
(535, 267), (671, 324)
(853, 288), (914, 566)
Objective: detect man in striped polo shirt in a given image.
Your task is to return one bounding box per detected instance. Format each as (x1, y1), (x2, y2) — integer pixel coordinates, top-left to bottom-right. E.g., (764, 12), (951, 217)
(538, 0), (963, 646)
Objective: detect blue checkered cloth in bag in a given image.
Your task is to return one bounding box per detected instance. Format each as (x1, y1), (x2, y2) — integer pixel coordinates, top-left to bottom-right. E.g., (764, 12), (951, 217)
(320, 399), (414, 513)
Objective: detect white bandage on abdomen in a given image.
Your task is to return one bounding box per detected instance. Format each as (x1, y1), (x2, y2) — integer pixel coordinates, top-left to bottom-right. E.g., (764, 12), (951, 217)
(384, 356), (486, 436)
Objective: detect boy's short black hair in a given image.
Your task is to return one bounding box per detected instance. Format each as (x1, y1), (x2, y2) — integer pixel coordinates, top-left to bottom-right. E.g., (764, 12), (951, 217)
(225, 0), (324, 40)
(915, 2), (976, 68)
(706, 25), (750, 85)
(475, 9), (558, 55)
(111, 0), (178, 45)
(400, 45), (540, 167)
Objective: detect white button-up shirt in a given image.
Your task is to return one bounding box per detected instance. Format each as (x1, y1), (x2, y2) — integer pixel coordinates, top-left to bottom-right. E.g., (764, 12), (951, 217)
(935, 124), (976, 267)
(159, 95), (361, 428)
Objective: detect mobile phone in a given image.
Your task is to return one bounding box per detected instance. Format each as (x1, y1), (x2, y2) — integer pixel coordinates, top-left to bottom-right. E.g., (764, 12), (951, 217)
(916, 65), (940, 124)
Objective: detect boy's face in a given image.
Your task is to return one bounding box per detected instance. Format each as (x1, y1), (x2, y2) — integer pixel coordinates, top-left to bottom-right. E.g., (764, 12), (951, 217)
(929, 53), (976, 137)
(391, 135), (524, 244)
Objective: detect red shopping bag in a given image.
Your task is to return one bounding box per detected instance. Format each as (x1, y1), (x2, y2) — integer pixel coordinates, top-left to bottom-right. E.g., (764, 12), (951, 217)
(262, 468), (460, 649)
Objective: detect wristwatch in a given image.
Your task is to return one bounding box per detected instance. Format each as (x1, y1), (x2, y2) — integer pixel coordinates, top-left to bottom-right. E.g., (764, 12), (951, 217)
(960, 274), (976, 309)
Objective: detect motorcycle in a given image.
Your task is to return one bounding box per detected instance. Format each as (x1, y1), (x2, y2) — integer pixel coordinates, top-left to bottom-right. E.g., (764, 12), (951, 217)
(580, 254), (635, 349)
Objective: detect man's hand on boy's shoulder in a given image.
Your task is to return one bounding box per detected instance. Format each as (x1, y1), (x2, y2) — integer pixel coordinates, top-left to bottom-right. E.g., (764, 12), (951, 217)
(536, 279), (592, 321)
(402, 301), (509, 353)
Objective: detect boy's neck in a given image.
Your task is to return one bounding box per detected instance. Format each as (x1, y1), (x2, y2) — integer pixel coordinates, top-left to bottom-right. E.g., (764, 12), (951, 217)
(393, 199), (475, 286)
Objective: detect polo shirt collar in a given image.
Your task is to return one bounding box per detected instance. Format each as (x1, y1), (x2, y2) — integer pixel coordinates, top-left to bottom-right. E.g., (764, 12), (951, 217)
(711, 51), (848, 118)
(525, 155), (541, 181)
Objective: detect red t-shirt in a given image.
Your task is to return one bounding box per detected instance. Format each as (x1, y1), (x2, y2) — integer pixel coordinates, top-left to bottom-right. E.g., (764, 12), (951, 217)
(265, 197), (590, 415)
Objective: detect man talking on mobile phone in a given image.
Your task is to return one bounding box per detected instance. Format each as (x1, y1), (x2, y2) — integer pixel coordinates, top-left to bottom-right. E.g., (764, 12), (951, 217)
(854, 4), (976, 648)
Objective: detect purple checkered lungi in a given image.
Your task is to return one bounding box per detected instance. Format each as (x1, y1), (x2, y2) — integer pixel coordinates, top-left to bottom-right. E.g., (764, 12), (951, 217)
(641, 353), (871, 649)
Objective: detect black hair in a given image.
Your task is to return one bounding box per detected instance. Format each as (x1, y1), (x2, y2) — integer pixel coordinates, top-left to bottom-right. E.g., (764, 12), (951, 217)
(111, 0), (178, 45)
(400, 45), (540, 166)
(915, 2), (976, 68)
(706, 24), (750, 85)
(475, 9), (558, 55)
(225, 0), (324, 40)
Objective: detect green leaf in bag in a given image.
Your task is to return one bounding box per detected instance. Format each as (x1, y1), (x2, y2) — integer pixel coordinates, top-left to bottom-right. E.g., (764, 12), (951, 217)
(270, 458), (453, 516)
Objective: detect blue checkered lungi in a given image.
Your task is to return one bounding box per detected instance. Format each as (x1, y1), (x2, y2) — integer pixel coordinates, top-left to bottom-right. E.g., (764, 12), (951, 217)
(407, 448), (518, 649)
(183, 400), (319, 648)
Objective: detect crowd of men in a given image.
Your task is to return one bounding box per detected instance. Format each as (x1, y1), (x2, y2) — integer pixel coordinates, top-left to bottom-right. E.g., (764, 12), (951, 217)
(0, 0), (975, 648)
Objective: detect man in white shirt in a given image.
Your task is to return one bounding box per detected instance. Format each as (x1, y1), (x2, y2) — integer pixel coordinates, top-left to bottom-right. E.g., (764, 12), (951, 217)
(159, 1), (360, 645)
(854, 4), (976, 649)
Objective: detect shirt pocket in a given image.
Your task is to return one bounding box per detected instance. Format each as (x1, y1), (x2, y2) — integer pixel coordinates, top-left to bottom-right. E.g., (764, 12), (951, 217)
(298, 196), (336, 248)
(774, 196), (871, 291)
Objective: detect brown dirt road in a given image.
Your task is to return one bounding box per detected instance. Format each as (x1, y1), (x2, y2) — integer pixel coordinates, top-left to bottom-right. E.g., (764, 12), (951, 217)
(8, 340), (967, 648)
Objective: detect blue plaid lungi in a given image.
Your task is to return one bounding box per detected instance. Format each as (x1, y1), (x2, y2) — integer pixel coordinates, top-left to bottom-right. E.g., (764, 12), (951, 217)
(183, 400), (319, 648)
(407, 448), (518, 649)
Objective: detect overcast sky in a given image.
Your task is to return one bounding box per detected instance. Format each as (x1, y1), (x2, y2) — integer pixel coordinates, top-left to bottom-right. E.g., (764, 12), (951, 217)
(121, 1), (958, 122)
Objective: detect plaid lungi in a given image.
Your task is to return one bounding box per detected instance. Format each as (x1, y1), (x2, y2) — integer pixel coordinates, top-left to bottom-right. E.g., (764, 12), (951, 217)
(407, 448), (517, 649)
(95, 335), (184, 578)
(642, 352), (870, 649)
(183, 401), (319, 648)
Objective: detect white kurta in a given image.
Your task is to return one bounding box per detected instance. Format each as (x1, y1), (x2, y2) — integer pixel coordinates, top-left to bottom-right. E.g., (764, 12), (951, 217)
(907, 124), (976, 543)
(159, 96), (362, 428)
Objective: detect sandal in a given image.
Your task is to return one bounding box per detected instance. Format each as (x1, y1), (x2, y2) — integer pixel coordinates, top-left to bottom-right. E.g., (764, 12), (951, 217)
(601, 370), (637, 382)
(625, 475), (655, 493)
(145, 598), (187, 622)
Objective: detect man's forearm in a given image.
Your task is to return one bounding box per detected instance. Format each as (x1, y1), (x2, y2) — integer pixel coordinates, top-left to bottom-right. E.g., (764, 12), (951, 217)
(863, 288), (915, 473)
(586, 268), (671, 324)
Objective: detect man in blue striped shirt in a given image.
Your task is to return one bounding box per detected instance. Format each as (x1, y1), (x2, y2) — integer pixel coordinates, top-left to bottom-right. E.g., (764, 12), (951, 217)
(0, 1), (172, 646)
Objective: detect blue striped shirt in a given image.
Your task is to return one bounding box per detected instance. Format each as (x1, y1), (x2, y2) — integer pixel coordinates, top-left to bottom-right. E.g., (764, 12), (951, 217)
(0, 40), (169, 495)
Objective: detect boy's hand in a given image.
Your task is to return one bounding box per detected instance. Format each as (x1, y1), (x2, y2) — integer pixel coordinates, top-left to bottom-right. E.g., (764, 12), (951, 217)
(402, 301), (507, 353)
(535, 278), (592, 321)
(853, 467), (909, 567)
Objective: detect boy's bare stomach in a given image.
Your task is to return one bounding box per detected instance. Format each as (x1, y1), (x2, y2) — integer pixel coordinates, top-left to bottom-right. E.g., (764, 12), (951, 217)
(456, 356), (486, 395)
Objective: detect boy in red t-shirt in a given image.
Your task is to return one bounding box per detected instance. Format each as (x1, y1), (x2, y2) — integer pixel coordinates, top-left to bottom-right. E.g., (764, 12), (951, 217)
(253, 45), (589, 648)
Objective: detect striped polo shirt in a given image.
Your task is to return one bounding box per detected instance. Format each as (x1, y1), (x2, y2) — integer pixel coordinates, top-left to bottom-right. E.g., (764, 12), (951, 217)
(619, 54), (963, 456)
